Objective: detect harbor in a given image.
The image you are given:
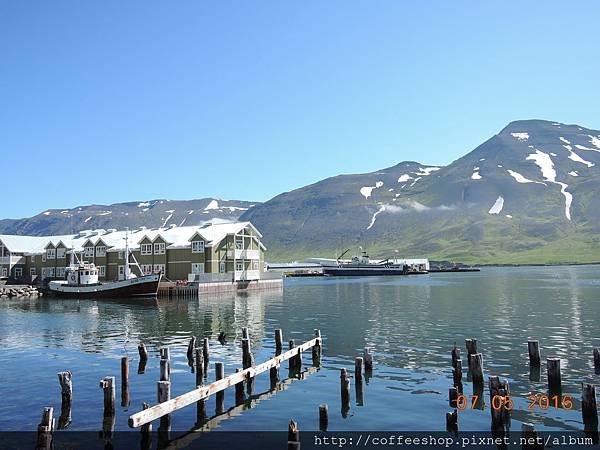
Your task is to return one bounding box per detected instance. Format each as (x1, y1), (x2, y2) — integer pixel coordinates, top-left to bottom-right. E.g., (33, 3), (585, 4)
(1, 265), (599, 448)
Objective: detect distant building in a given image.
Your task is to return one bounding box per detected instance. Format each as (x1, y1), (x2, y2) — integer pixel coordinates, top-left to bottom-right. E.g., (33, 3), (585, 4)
(0, 222), (266, 283)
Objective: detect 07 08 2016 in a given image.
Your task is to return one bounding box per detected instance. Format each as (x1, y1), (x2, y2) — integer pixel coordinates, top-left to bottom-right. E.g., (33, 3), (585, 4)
(455, 394), (574, 410)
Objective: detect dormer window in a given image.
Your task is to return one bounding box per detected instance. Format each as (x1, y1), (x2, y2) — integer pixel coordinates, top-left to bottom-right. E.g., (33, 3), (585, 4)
(191, 240), (205, 253)
(46, 248), (56, 259)
(57, 248), (66, 259)
(141, 244), (152, 255)
(84, 246), (94, 258)
(96, 246), (107, 257)
(154, 243), (165, 255)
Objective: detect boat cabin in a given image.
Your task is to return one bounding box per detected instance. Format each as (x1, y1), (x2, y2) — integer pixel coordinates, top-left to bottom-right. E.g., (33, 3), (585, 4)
(65, 263), (99, 285)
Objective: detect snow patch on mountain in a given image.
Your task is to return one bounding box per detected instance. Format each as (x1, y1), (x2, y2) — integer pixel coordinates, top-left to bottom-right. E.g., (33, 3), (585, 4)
(138, 202), (151, 208)
(415, 167), (441, 176)
(366, 205), (386, 230)
(589, 135), (600, 149)
(526, 150), (572, 220)
(511, 132), (529, 141)
(471, 171), (482, 180)
(204, 200), (219, 210)
(507, 169), (545, 185)
(560, 137), (570, 144)
(488, 196), (504, 215)
(568, 171), (578, 177)
(575, 144), (600, 153)
(397, 174), (412, 183)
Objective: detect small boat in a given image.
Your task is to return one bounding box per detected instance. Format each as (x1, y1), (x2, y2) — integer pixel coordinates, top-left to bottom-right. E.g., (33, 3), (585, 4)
(47, 232), (160, 298)
(429, 265), (480, 273)
(322, 249), (428, 277)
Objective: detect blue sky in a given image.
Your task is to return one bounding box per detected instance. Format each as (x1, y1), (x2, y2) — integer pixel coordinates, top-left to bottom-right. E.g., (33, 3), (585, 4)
(1, 1), (599, 219)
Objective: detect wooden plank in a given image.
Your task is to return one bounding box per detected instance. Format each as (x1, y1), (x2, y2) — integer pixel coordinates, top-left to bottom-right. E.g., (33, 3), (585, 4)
(129, 337), (321, 428)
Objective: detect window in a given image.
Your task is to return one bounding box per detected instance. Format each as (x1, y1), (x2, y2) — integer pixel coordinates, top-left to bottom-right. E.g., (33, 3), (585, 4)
(219, 262), (226, 273)
(56, 267), (66, 277)
(30, 256), (36, 264)
(153, 264), (165, 274)
(15, 267), (23, 277)
(191, 263), (204, 274)
(48, 268), (55, 277)
(235, 236), (244, 250)
(154, 243), (165, 255)
(42, 253), (46, 262)
(98, 266), (106, 277)
(96, 246), (106, 257)
(1, 268), (7, 277)
(141, 264), (153, 275)
(236, 261), (244, 272)
(30, 267), (36, 276)
(191, 240), (205, 253)
(84, 246), (94, 258)
(141, 244), (152, 255)
(57, 248), (66, 259)
(46, 248), (56, 259)
(252, 260), (260, 270)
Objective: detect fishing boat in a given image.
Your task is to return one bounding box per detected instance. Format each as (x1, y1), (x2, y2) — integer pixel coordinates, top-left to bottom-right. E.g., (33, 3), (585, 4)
(322, 249), (428, 277)
(47, 232), (160, 298)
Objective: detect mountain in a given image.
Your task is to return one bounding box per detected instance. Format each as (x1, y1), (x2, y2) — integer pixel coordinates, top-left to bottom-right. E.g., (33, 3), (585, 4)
(241, 120), (600, 263)
(0, 198), (258, 236)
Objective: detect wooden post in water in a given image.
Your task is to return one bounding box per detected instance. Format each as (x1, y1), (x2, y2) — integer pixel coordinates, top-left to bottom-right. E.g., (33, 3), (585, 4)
(288, 340), (297, 373)
(242, 338), (254, 394)
(451, 343), (460, 369)
(235, 368), (245, 404)
(202, 338), (210, 368)
(270, 362), (279, 388)
(594, 349), (600, 373)
(449, 387), (458, 408)
(242, 327), (249, 340)
(140, 402), (152, 434)
(187, 336), (197, 360)
(121, 357), (130, 407)
(319, 404), (329, 432)
(364, 347), (373, 371)
(465, 338), (477, 356)
(275, 329), (283, 355)
(312, 329), (322, 366)
(195, 348), (204, 385)
(521, 423), (542, 450)
(57, 371), (72, 429)
(469, 353), (484, 385)
(340, 368), (350, 417)
(547, 358), (562, 392)
(489, 376), (504, 428)
(99, 377), (116, 417)
(355, 357), (363, 383)
(36, 407), (54, 450)
(138, 343), (149, 362)
(160, 359), (170, 382)
(446, 409), (458, 431)
(159, 347), (170, 361)
(215, 362), (225, 414)
(582, 383), (598, 425)
(157, 380), (171, 432)
(453, 359), (463, 392)
(528, 340), (541, 366)
(288, 419), (300, 450)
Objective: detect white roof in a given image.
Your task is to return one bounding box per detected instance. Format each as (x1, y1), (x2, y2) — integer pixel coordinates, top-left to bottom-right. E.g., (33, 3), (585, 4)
(0, 221), (264, 255)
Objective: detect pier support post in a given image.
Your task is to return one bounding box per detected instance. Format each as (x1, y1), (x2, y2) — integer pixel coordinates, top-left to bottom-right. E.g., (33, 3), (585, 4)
(547, 358), (562, 392)
(469, 353), (484, 385)
(446, 409), (458, 431)
(187, 336), (197, 361)
(121, 357), (130, 407)
(195, 348), (204, 385)
(157, 380), (171, 432)
(582, 383), (598, 426)
(138, 343), (148, 362)
(99, 377), (116, 418)
(202, 338), (210, 370)
(215, 362), (225, 414)
(312, 329), (322, 366)
(160, 359), (170, 382)
(36, 407), (54, 450)
(451, 343), (461, 369)
(340, 368), (350, 417)
(319, 404), (329, 432)
(364, 347), (373, 372)
(355, 357), (363, 383)
(275, 329), (283, 355)
(242, 338), (254, 393)
(235, 368), (245, 404)
(57, 371), (72, 429)
(453, 359), (463, 392)
(465, 339), (477, 356)
(594, 349), (600, 373)
(449, 387), (458, 408)
(528, 340), (541, 366)
(159, 347), (170, 362)
(288, 340), (297, 373)
(288, 419), (300, 450)
(242, 327), (249, 340)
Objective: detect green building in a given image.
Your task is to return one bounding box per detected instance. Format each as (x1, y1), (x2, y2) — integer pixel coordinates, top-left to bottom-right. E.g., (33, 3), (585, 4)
(0, 222), (267, 283)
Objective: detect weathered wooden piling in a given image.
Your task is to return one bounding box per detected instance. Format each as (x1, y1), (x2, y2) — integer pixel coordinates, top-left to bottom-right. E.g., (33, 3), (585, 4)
(275, 329), (283, 355)
(159, 346), (170, 361)
(521, 423), (543, 450)
(187, 336), (197, 360)
(355, 357), (363, 383)
(453, 359), (463, 387)
(288, 419), (300, 450)
(465, 338), (478, 356)
(36, 407), (54, 450)
(235, 368), (245, 404)
(528, 340), (541, 366)
(242, 338), (254, 369)
(489, 376), (510, 428)
(215, 362), (225, 414)
(319, 404), (329, 432)
(140, 402), (152, 434)
(451, 343), (461, 369)
(594, 349), (600, 372)
(57, 371), (73, 404)
(121, 357), (130, 407)
(449, 387), (458, 407)
(446, 409), (458, 431)
(160, 359), (170, 382)
(195, 348), (204, 385)
(138, 343), (148, 362)
(547, 358), (562, 391)
(270, 362), (279, 388)
(157, 380), (171, 431)
(364, 347), (373, 371)
(340, 368), (350, 415)
(288, 340), (297, 372)
(242, 327), (249, 340)
(312, 329), (322, 365)
(469, 353), (484, 384)
(202, 338), (210, 367)
(582, 383), (598, 424)
(99, 376), (116, 417)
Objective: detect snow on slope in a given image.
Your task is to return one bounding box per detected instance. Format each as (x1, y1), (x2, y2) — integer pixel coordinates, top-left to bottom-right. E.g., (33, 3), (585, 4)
(488, 196), (504, 215)
(526, 150), (572, 220)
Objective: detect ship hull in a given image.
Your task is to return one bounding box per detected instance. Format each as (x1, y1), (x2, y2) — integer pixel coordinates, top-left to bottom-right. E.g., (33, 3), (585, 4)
(47, 275), (161, 299)
(322, 266), (427, 277)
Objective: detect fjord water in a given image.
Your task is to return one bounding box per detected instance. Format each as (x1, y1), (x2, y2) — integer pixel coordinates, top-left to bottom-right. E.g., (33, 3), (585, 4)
(0, 266), (599, 433)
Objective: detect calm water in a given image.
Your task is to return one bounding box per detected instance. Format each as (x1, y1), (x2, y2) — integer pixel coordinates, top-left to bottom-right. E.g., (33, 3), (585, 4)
(1, 266), (599, 435)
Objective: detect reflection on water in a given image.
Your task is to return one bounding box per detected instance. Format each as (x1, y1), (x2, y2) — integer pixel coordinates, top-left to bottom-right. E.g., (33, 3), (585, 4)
(0, 265), (599, 434)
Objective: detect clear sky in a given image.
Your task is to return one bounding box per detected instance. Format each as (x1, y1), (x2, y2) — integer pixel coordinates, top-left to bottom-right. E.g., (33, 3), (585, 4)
(1, 1), (599, 219)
